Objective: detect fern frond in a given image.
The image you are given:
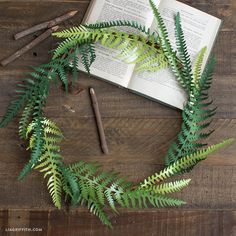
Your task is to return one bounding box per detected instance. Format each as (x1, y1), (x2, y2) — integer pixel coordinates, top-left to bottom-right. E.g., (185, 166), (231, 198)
(18, 117), (44, 180)
(69, 161), (130, 211)
(53, 25), (91, 39)
(193, 47), (207, 86)
(35, 151), (63, 209)
(146, 179), (191, 195)
(17, 76), (50, 180)
(57, 67), (68, 93)
(41, 119), (63, 135)
(149, 0), (186, 89)
(53, 26), (168, 73)
(199, 56), (216, 91)
(0, 72), (46, 128)
(175, 12), (192, 89)
(86, 199), (112, 228)
(0, 97), (26, 128)
(79, 43), (92, 74)
(165, 56), (217, 166)
(69, 159), (190, 221)
(60, 165), (80, 205)
(72, 47), (80, 83)
(121, 189), (186, 208)
(34, 118), (65, 209)
(85, 20), (152, 36)
(53, 37), (80, 59)
(19, 101), (34, 140)
(88, 43), (96, 65)
(142, 139), (234, 188)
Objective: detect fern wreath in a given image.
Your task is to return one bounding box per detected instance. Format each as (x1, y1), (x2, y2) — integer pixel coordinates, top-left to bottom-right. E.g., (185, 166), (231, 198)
(0, 0), (233, 228)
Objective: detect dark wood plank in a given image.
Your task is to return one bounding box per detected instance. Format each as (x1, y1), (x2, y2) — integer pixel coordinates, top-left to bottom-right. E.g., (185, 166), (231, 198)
(1, 73), (236, 119)
(0, 209), (235, 236)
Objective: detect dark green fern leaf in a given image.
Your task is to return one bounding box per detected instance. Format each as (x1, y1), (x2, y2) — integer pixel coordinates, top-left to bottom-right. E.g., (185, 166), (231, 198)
(79, 44), (92, 74)
(175, 12), (192, 90)
(60, 165), (80, 205)
(0, 73), (44, 128)
(86, 199), (112, 228)
(71, 47), (80, 84)
(0, 96), (26, 128)
(57, 67), (68, 94)
(149, 0), (186, 89)
(85, 20), (152, 36)
(88, 43), (96, 66)
(165, 50), (217, 166)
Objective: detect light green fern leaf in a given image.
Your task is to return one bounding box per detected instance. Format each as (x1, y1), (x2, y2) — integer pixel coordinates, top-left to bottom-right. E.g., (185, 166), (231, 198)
(146, 179), (191, 195)
(193, 47), (207, 87)
(142, 139), (234, 188)
(53, 27), (169, 73)
(19, 101), (34, 140)
(34, 118), (65, 209)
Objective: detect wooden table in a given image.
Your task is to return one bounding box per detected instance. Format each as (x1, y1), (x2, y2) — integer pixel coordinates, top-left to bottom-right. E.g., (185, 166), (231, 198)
(0, 0), (235, 235)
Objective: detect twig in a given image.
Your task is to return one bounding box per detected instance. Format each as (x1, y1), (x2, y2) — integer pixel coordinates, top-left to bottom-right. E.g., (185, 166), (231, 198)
(89, 88), (109, 155)
(1, 26), (59, 67)
(14, 10), (78, 40)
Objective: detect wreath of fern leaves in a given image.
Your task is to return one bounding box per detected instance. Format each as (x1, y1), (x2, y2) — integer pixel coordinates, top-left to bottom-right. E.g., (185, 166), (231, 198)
(0, 1), (233, 228)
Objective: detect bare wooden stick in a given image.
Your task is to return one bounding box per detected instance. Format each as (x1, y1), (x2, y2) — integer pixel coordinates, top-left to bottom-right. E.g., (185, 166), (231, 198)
(14, 10), (78, 40)
(1, 26), (59, 67)
(89, 88), (109, 155)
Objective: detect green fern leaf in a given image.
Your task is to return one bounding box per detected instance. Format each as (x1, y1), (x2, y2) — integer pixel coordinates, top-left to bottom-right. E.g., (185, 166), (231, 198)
(34, 118), (65, 209)
(72, 47), (80, 83)
(61, 165), (80, 205)
(0, 73), (45, 128)
(175, 12), (192, 89)
(53, 26), (168, 73)
(85, 20), (152, 36)
(19, 101), (34, 140)
(146, 179), (191, 195)
(121, 188), (186, 208)
(18, 117), (44, 180)
(149, 0), (186, 89)
(57, 67), (68, 94)
(142, 139), (234, 188)
(79, 44), (91, 74)
(193, 47), (207, 87)
(86, 199), (112, 228)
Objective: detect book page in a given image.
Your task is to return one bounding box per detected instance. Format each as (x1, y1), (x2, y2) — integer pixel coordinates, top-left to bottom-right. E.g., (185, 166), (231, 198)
(80, 0), (160, 87)
(128, 0), (221, 109)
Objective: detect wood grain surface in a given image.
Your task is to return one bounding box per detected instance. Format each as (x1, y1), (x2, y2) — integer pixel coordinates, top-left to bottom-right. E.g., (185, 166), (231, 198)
(0, 0), (235, 235)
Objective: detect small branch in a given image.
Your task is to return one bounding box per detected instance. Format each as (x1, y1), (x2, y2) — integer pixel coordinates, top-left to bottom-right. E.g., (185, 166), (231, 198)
(14, 10), (78, 40)
(1, 26), (59, 67)
(89, 88), (109, 155)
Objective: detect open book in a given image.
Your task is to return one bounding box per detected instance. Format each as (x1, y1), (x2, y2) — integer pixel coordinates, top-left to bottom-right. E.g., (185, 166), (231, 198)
(80, 0), (222, 110)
